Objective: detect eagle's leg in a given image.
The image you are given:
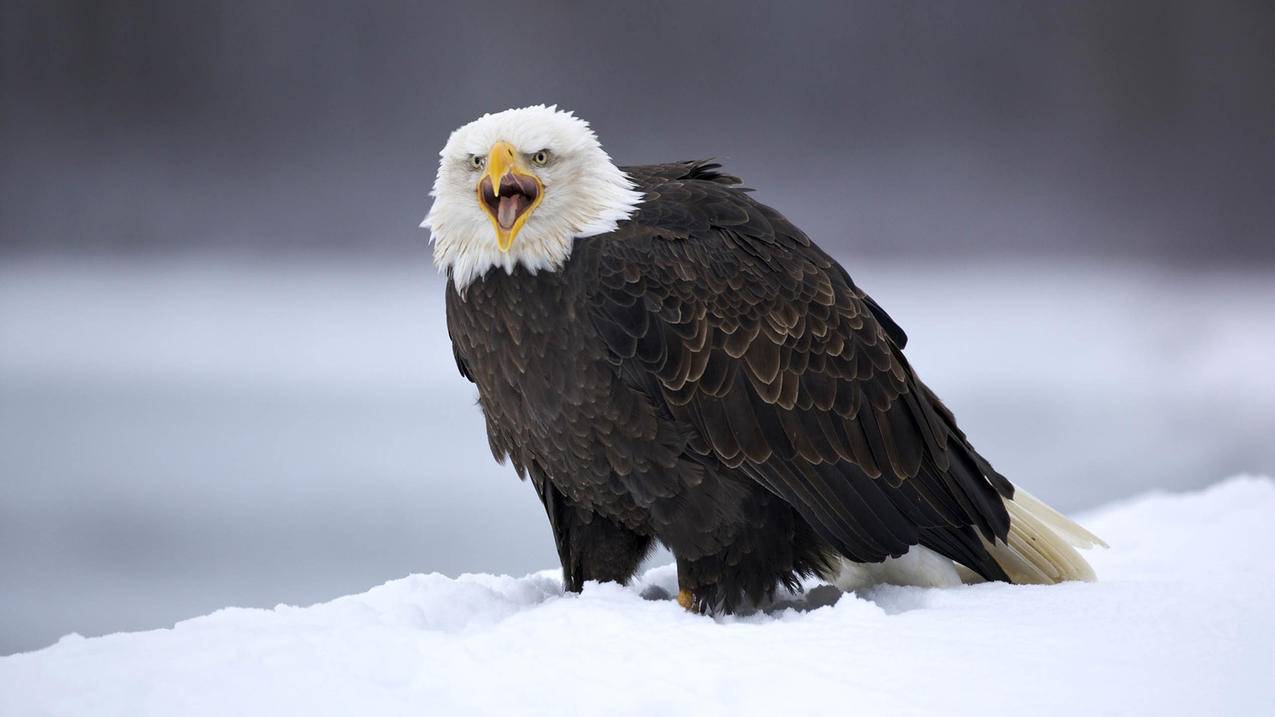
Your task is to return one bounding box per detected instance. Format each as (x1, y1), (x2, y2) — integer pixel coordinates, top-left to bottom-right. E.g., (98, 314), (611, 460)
(666, 492), (834, 615)
(532, 472), (652, 592)
(674, 558), (704, 613)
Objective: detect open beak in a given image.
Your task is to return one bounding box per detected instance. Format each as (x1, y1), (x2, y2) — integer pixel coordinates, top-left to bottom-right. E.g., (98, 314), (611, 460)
(477, 140), (543, 252)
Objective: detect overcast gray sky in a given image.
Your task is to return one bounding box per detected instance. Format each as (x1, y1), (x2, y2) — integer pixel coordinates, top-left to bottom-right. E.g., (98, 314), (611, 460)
(3, 1), (1272, 263)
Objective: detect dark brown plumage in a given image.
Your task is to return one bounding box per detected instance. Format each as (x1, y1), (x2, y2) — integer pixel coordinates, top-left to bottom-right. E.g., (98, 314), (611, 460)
(446, 160), (1019, 612)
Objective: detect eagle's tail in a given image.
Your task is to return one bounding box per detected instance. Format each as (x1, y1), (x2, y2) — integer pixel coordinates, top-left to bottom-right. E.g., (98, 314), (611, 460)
(824, 487), (1106, 591)
(964, 487), (1107, 585)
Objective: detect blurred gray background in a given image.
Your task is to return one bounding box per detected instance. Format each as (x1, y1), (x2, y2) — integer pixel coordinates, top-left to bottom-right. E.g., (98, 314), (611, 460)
(2, 1), (1273, 655)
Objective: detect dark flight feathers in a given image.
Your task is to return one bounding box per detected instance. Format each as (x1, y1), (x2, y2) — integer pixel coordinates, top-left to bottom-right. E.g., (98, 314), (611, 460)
(582, 160), (1013, 577)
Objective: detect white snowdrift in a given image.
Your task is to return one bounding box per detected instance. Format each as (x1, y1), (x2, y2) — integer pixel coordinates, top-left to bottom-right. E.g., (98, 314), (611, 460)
(4, 477), (1273, 716)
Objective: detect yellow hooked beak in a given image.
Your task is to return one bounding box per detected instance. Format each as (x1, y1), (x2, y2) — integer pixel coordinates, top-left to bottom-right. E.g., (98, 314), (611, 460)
(477, 140), (544, 252)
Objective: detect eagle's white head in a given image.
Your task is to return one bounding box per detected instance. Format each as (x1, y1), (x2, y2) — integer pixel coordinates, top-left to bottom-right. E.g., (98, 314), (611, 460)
(422, 105), (643, 290)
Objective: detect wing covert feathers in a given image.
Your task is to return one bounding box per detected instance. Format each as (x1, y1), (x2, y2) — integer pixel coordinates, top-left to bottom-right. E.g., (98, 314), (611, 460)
(585, 167), (1020, 577)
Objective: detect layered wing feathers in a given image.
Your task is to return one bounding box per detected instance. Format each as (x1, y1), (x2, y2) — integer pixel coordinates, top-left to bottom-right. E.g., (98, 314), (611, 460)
(584, 167), (1012, 573)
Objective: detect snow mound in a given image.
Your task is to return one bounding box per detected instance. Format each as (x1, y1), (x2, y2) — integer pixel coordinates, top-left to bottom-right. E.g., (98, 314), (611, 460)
(4, 477), (1274, 716)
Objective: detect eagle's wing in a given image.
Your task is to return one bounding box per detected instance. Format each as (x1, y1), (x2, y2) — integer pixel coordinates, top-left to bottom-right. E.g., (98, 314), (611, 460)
(582, 172), (1012, 578)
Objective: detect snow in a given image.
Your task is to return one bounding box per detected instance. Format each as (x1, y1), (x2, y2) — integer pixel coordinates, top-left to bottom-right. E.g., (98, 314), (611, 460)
(4, 477), (1272, 716)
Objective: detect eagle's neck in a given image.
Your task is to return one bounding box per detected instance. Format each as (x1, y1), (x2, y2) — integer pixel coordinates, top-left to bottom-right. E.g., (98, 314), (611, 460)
(429, 170), (643, 292)
(436, 223), (574, 295)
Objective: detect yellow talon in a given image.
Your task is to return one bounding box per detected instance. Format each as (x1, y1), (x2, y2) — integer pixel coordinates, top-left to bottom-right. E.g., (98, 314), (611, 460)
(677, 589), (695, 611)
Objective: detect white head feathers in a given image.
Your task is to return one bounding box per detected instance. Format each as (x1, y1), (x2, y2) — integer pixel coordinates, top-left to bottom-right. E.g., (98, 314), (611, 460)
(422, 105), (643, 290)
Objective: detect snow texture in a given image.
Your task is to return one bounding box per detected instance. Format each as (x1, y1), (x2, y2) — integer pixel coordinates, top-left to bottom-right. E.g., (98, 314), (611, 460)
(3, 477), (1272, 716)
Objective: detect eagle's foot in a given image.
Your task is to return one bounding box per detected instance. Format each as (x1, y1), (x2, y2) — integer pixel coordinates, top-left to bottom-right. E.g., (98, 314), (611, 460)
(675, 558), (711, 613)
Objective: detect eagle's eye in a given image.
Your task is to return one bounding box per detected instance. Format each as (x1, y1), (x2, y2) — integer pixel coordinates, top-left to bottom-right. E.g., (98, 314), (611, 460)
(531, 150), (550, 166)
(469, 155), (486, 170)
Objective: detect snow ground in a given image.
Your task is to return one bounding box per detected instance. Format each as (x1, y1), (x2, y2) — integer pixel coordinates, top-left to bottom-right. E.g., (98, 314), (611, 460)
(2, 258), (1274, 654)
(3, 476), (1272, 716)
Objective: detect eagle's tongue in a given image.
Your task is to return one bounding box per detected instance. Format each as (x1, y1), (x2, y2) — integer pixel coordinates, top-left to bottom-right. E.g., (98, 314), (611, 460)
(497, 195), (523, 229)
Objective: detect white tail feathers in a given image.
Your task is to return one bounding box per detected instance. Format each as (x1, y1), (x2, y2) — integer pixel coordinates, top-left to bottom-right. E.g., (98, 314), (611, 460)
(824, 487), (1107, 591)
(979, 487), (1108, 584)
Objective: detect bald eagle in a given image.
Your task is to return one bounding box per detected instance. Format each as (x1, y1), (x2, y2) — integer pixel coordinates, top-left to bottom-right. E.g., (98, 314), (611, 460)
(424, 105), (1104, 613)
